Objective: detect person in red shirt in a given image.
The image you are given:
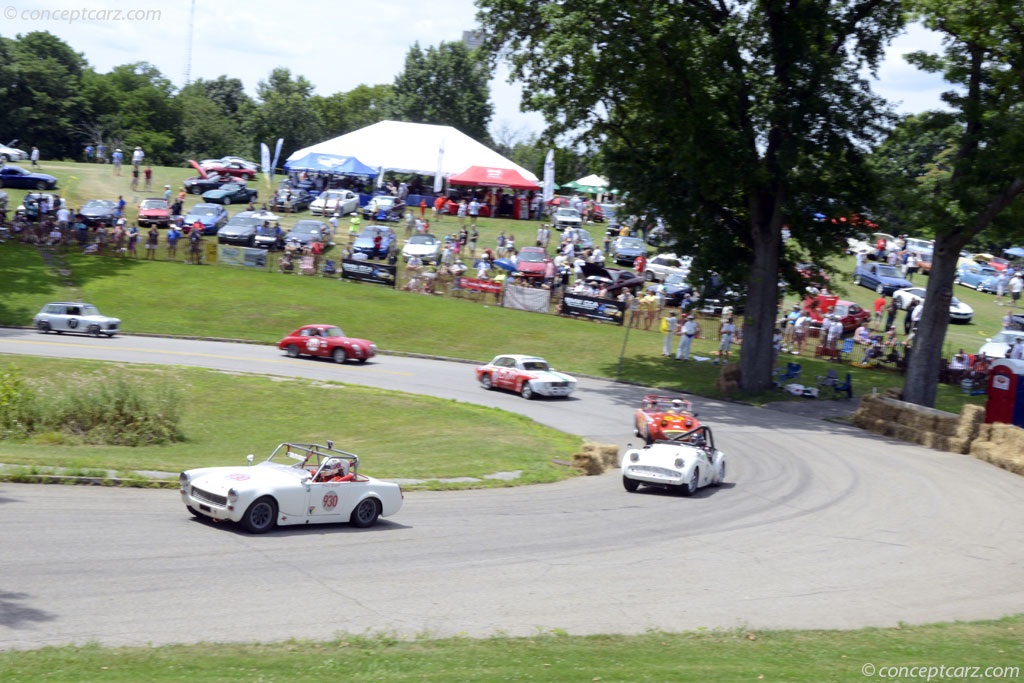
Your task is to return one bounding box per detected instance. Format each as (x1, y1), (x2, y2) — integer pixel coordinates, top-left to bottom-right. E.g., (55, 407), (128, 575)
(634, 253), (647, 275)
(433, 195), (446, 222)
(872, 294), (887, 330)
(419, 199), (427, 218)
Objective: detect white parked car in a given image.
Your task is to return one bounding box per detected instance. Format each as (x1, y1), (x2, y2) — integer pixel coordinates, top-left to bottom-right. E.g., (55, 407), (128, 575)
(892, 286), (974, 324)
(310, 189), (360, 217)
(401, 233), (442, 263)
(33, 302), (120, 337)
(644, 253), (691, 281)
(0, 141), (28, 162)
(621, 426), (726, 495)
(179, 441), (403, 533)
(553, 207), (583, 231)
(979, 329), (1023, 360)
(475, 354), (577, 399)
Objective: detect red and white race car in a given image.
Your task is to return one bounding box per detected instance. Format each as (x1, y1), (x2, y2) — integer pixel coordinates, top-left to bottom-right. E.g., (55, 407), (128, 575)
(475, 354), (577, 400)
(633, 394), (702, 444)
(277, 324), (377, 364)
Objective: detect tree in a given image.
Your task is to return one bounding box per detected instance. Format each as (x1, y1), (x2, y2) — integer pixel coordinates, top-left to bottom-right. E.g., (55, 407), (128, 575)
(311, 84), (395, 139)
(478, 0), (904, 392)
(178, 79), (254, 159)
(893, 1), (1024, 407)
(246, 68), (323, 164)
(392, 41), (493, 142)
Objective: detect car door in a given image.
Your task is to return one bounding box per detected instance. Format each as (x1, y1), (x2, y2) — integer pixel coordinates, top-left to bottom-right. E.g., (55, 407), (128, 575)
(297, 328), (328, 358)
(305, 480), (349, 522)
(492, 357), (519, 390)
(59, 304), (86, 333)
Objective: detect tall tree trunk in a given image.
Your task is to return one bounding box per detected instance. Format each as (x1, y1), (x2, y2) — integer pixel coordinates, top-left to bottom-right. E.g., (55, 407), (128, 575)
(739, 214), (781, 392)
(901, 233), (960, 406)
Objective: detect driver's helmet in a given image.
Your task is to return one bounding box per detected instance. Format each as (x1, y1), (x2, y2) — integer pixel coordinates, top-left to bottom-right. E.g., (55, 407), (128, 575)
(320, 457), (344, 480)
(691, 433), (706, 447)
(671, 399), (684, 412)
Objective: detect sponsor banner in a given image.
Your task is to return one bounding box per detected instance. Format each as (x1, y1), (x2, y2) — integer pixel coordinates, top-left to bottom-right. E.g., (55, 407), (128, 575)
(457, 277), (503, 293)
(341, 259), (397, 287)
(504, 284), (551, 313)
(217, 244), (267, 268)
(562, 293), (625, 325)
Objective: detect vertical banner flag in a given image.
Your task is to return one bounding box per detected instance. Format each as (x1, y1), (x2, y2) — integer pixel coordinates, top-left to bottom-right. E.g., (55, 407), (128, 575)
(270, 138), (284, 180)
(260, 142), (271, 188)
(433, 137), (446, 193)
(543, 149), (555, 203)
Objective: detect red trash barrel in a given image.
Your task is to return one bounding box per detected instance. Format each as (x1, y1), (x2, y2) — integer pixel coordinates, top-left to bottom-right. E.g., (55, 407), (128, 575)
(985, 359), (1024, 426)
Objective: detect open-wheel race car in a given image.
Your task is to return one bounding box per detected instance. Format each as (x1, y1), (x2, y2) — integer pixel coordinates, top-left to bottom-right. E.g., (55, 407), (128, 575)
(179, 441), (403, 533)
(621, 425), (726, 496)
(633, 395), (701, 444)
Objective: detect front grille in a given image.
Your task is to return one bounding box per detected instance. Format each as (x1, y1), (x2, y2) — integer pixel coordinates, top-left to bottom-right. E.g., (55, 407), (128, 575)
(191, 486), (227, 507)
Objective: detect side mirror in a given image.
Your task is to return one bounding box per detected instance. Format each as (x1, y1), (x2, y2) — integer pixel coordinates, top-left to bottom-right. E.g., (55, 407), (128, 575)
(246, 454), (254, 466)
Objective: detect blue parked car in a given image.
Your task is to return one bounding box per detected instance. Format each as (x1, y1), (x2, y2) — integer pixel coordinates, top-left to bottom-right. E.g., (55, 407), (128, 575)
(610, 236), (646, 266)
(853, 262), (912, 295)
(352, 225), (391, 259)
(0, 164), (58, 190)
(954, 263), (999, 292)
(183, 203), (229, 235)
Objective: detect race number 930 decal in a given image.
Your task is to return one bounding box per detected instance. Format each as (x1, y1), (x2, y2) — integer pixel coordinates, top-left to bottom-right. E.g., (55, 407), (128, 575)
(322, 492), (338, 510)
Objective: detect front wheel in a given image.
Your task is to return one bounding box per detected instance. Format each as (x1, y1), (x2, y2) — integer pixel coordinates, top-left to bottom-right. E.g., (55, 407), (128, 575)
(480, 374), (493, 390)
(332, 347), (347, 364)
(681, 468), (699, 496)
(853, 275), (862, 286)
(623, 476), (639, 492)
(875, 284), (885, 294)
(35, 181), (47, 190)
(88, 324), (101, 337)
(976, 282), (983, 291)
(36, 321), (50, 334)
(241, 496), (277, 533)
(644, 271), (655, 282)
(285, 344), (299, 358)
(222, 197), (231, 205)
(520, 382), (535, 400)
(190, 186), (202, 194)
(350, 498), (380, 528)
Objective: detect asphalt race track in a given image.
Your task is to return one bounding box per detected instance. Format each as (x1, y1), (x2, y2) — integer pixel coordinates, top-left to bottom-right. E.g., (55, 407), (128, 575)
(1, 328), (1023, 651)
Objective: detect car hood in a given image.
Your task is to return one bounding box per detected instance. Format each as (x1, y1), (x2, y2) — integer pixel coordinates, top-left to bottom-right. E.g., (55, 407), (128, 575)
(220, 225), (254, 235)
(402, 244), (439, 255)
(139, 208), (170, 215)
(525, 369), (576, 383)
(186, 462), (307, 493)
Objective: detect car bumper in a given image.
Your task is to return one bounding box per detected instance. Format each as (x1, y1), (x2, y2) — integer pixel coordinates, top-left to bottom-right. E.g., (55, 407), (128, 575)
(622, 465), (685, 486)
(533, 382), (575, 397)
(180, 487), (243, 523)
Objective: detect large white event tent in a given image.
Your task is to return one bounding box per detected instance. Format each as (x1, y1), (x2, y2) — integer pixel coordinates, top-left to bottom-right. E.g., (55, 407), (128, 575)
(286, 120), (539, 183)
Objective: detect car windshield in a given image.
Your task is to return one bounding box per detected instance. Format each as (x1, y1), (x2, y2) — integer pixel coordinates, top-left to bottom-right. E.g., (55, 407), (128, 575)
(521, 360), (549, 371)
(556, 208), (580, 218)
(191, 206), (218, 216)
(518, 250), (545, 263)
(875, 265), (901, 278)
(992, 332), (1018, 343)
(664, 273), (687, 286)
(294, 222), (326, 236)
(84, 200), (115, 209)
(217, 184), (241, 190)
(357, 228), (384, 239)
(409, 235), (437, 245)
(618, 238), (643, 249)
(228, 217), (260, 228)
(140, 200), (166, 209)
(256, 224), (277, 235)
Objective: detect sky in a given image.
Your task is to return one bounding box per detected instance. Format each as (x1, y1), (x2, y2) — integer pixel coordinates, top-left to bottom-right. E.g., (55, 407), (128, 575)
(1, 0), (951, 141)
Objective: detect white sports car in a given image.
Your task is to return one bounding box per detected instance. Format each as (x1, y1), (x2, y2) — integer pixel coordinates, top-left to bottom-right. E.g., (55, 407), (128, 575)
(475, 354), (577, 399)
(621, 426), (726, 495)
(179, 441), (403, 533)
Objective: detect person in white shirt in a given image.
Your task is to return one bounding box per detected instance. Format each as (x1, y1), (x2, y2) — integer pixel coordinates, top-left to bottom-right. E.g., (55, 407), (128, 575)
(715, 317), (737, 365)
(675, 314), (700, 360)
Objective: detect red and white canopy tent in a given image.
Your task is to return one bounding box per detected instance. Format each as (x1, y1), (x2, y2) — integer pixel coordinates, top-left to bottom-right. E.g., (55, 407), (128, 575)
(447, 165), (540, 190)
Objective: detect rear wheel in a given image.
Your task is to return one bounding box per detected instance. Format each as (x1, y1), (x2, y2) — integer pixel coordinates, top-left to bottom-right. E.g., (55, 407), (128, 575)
(36, 321), (50, 334)
(332, 347), (347, 364)
(350, 498), (380, 528)
(285, 344), (299, 358)
(241, 496), (277, 533)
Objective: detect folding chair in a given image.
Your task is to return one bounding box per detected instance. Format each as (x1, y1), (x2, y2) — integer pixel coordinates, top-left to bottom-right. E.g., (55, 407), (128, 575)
(774, 362), (802, 386)
(817, 370), (853, 399)
(837, 337), (855, 362)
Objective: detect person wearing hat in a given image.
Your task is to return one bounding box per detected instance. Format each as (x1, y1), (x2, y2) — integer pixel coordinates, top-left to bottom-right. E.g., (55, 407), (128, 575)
(132, 146), (144, 168)
(163, 184), (172, 201)
(662, 309), (679, 357)
(675, 313), (700, 361)
(111, 148), (123, 175)
(783, 303), (801, 349)
(715, 315), (737, 365)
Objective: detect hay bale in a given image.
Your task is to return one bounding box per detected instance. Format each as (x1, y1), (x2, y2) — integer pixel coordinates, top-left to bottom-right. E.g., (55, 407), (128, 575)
(571, 451), (606, 476)
(579, 442), (621, 469)
(715, 363), (741, 394)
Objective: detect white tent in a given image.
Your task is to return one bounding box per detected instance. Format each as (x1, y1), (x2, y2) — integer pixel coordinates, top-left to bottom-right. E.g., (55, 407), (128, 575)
(287, 121), (539, 182)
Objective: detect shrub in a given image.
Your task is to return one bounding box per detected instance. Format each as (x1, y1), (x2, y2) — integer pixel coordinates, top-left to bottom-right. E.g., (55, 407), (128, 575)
(0, 366), (39, 438)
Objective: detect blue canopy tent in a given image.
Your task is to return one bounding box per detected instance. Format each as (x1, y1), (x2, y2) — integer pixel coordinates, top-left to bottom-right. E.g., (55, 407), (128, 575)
(1004, 246), (1024, 258)
(284, 153), (379, 177)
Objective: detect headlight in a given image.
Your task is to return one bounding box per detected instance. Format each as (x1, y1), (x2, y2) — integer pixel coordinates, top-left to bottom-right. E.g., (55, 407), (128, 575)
(674, 458), (685, 469)
(629, 452), (639, 463)
(227, 488), (239, 503)
(179, 472), (190, 491)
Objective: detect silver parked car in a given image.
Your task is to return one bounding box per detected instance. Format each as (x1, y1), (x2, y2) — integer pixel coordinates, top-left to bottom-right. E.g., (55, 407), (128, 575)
(33, 302), (120, 337)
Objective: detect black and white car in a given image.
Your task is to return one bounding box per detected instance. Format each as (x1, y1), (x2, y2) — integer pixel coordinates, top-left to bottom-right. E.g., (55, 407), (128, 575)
(33, 302), (120, 337)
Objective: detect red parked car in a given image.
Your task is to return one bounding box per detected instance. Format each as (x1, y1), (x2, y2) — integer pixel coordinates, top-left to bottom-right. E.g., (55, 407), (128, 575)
(515, 246), (550, 277)
(802, 295), (870, 333)
(136, 198), (171, 227)
(277, 325), (377, 364)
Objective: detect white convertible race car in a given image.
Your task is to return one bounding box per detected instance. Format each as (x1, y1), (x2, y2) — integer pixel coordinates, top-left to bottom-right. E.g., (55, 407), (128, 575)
(621, 425), (726, 495)
(179, 441), (403, 533)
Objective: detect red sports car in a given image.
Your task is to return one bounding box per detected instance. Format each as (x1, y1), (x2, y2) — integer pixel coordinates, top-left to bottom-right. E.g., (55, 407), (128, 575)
(802, 295), (870, 333)
(199, 161), (257, 180)
(516, 246), (550, 277)
(136, 198), (171, 227)
(633, 395), (702, 444)
(277, 325), (377, 364)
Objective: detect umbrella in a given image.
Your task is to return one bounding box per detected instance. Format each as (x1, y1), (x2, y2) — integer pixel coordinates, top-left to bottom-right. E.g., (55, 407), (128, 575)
(493, 258), (517, 272)
(1004, 247), (1024, 258)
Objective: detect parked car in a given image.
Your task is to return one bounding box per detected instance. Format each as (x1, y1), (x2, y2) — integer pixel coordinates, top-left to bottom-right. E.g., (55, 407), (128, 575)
(0, 165), (58, 190)
(217, 211), (264, 246)
(401, 233), (442, 263)
(183, 174), (227, 194)
(610, 236), (646, 267)
(989, 256), (1012, 272)
(514, 246), (550, 277)
(136, 198), (171, 227)
(598, 202), (622, 228)
(644, 253), (690, 282)
(277, 324), (377, 364)
(853, 262), (912, 295)
(288, 219), (333, 248)
(573, 227), (595, 253)
(77, 199), (118, 226)
(552, 207), (583, 231)
(197, 160), (257, 179)
(202, 182), (258, 205)
(199, 156), (259, 172)
(253, 222), (286, 250)
(802, 295), (870, 333)
(178, 440), (402, 533)
(310, 189), (360, 217)
(14, 192), (64, 220)
(33, 302), (120, 337)
(978, 329), (1022, 360)
(0, 142), (28, 162)
(352, 225), (390, 258)
(269, 188), (312, 213)
(633, 395), (702, 445)
(183, 203), (229, 235)
(954, 263), (999, 292)
(361, 195), (405, 221)
(892, 286), (974, 324)
(661, 272), (695, 307)
(475, 354), (577, 400)
(621, 425), (726, 495)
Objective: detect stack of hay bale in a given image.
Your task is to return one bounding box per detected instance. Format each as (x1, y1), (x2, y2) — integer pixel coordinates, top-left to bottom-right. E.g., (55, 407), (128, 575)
(852, 394), (982, 454)
(715, 363), (741, 394)
(571, 442), (621, 475)
(970, 422), (1024, 475)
